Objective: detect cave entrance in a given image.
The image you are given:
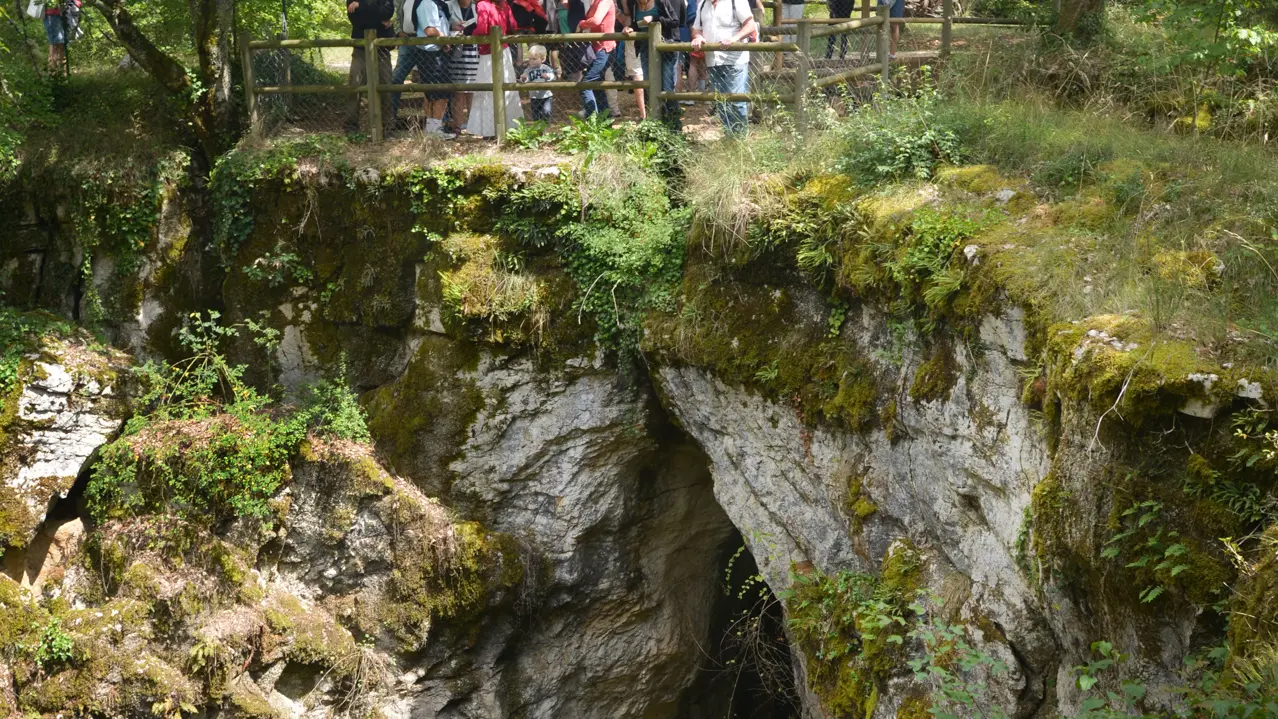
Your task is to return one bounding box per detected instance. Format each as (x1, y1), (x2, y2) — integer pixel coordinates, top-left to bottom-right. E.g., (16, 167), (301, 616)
(679, 530), (800, 719)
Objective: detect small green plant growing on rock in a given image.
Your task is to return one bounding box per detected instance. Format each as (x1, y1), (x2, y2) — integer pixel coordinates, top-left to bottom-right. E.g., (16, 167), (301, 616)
(904, 601), (1010, 719)
(836, 71), (965, 183)
(31, 617), (75, 670)
(1101, 499), (1190, 603)
(86, 312), (370, 524)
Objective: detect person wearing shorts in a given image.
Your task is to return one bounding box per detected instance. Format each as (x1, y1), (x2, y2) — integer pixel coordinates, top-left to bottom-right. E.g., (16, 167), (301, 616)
(621, 0), (657, 120)
(44, 4), (67, 74)
(881, 0), (902, 57)
(391, 0), (455, 137)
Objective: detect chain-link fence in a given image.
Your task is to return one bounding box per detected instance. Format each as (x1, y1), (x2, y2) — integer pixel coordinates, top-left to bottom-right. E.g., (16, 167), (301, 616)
(242, 5), (1026, 141)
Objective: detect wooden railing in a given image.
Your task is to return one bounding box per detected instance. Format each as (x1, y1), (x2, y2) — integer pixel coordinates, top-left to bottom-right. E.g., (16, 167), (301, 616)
(240, 0), (1026, 143)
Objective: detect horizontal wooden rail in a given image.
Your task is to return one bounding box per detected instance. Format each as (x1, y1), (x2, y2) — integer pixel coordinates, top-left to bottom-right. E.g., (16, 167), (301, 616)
(257, 84), (362, 94)
(372, 35), (485, 47)
(951, 16), (1028, 24)
(656, 40), (798, 52)
(379, 82), (495, 93)
(658, 91), (794, 102)
(811, 62), (882, 87)
(808, 15), (883, 37)
(505, 31), (634, 43)
(371, 30), (637, 47)
(248, 37), (361, 49)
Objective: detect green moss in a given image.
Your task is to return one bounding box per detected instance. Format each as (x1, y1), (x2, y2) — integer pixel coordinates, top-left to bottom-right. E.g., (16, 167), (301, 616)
(785, 544), (923, 718)
(644, 257), (881, 432)
(896, 694), (932, 719)
(846, 474), (879, 533)
(910, 344), (959, 403)
(363, 334), (483, 491)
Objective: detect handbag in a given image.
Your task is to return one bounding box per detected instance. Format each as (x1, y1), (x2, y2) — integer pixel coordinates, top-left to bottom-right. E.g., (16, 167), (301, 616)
(26, 0), (45, 18)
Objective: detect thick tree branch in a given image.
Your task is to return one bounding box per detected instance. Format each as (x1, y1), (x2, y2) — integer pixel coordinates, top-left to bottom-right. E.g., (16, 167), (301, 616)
(84, 0), (193, 96)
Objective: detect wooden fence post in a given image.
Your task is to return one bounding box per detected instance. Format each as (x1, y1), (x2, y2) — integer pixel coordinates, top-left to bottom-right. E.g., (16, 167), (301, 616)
(794, 20), (811, 133)
(773, 0), (783, 74)
(941, 0), (953, 58)
(239, 33), (260, 139)
(876, 4), (890, 87)
(490, 26), (506, 144)
(364, 29), (382, 142)
(860, 0), (870, 19)
(647, 22), (662, 119)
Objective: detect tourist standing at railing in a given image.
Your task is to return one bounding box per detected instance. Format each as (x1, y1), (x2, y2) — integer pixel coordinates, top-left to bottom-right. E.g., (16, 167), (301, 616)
(345, 0), (397, 135)
(779, 0), (802, 46)
(519, 45), (556, 120)
(825, 0), (853, 58)
(880, 0), (902, 58)
(560, 0), (589, 84)
(446, 0), (479, 133)
(677, 0), (707, 105)
(652, 0), (685, 127)
(690, 0), (755, 134)
(620, 0), (658, 120)
(391, 0), (456, 138)
(467, 0), (524, 137)
(576, 0), (617, 118)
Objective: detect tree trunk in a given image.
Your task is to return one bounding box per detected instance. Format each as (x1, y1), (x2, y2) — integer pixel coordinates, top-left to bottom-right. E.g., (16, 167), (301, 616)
(1055, 0), (1104, 39)
(87, 0), (238, 163)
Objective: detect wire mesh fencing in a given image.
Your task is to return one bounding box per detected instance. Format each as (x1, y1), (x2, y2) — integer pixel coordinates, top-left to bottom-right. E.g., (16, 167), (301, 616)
(249, 42), (357, 136)
(242, 8), (1024, 142)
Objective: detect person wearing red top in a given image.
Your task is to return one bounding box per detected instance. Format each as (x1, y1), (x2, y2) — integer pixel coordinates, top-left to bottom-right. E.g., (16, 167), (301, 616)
(466, 0), (525, 137)
(575, 0), (615, 118)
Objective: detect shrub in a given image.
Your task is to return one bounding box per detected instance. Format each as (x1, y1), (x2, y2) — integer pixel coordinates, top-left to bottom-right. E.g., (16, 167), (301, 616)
(85, 312), (368, 524)
(837, 76), (966, 183)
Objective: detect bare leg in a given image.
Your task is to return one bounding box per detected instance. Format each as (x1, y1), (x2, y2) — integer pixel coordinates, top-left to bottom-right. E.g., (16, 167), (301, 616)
(635, 88), (646, 119)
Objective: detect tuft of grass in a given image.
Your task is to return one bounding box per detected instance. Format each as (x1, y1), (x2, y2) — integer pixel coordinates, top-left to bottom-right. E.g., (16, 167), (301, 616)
(681, 132), (808, 262)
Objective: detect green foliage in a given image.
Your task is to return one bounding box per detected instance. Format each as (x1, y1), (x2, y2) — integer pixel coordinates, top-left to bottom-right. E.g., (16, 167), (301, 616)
(32, 617), (75, 670)
(497, 135), (686, 356)
(1184, 453), (1273, 525)
(0, 309), (77, 414)
(210, 136), (352, 263)
(84, 311), (365, 524)
(300, 365), (372, 443)
(837, 76), (966, 183)
(553, 113), (624, 158)
(242, 248), (315, 288)
(506, 119), (551, 149)
(1230, 408), (1278, 474)
(1135, 0), (1278, 77)
(780, 545), (923, 717)
(904, 605), (1011, 719)
(1101, 499), (1191, 603)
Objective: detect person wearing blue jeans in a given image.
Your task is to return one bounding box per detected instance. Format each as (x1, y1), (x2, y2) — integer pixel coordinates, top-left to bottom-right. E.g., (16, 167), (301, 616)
(691, 0), (756, 135)
(706, 62), (747, 133)
(580, 47), (613, 116)
(577, 0), (617, 117)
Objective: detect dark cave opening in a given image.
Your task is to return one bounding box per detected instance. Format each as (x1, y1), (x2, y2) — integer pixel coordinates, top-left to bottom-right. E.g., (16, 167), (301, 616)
(679, 530), (801, 719)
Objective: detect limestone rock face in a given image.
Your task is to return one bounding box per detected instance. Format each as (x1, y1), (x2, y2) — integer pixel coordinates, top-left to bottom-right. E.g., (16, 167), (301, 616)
(441, 357), (735, 719)
(1, 338), (128, 552)
(653, 305), (1069, 718)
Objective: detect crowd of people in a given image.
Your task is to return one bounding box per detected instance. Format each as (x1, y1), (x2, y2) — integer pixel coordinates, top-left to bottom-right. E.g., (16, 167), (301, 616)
(346, 0), (902, 137)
